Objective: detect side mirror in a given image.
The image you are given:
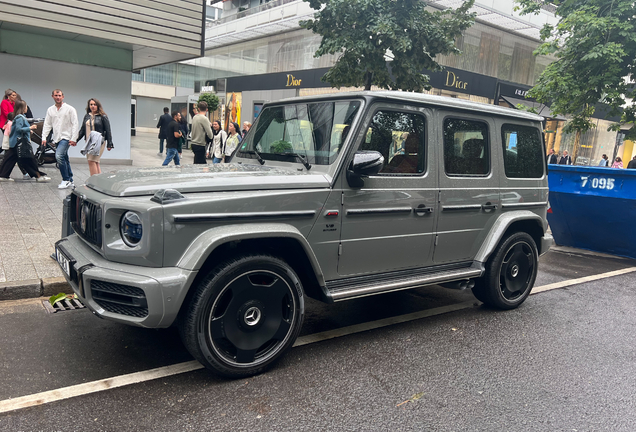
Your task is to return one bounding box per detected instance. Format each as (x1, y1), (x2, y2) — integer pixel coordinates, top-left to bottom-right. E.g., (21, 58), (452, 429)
(346, 151), (384, 188)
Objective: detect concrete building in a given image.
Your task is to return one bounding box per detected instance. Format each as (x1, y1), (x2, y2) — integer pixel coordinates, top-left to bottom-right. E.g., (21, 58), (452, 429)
(0, 0), (206, 164)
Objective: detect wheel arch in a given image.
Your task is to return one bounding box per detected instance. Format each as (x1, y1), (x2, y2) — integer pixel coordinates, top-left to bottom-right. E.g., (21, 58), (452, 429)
(475, 211), (545, 264)
(175, 224), (328, 313)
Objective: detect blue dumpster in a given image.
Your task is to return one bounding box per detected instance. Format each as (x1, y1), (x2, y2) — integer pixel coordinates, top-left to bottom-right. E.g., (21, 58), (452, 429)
(547, 165), (636, 259)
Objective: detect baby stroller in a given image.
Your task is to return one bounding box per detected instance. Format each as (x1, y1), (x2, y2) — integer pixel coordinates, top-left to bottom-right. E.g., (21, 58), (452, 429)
(30, 119), (58, 168)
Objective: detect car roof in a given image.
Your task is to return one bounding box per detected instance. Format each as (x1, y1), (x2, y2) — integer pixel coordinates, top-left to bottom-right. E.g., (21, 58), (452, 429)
(268, 90), (545, 122)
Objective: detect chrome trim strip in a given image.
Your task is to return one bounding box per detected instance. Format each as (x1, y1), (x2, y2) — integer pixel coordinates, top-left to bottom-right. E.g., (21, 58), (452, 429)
(501, 202), (549, 209)
(173, 210), (316, 222)
(442, 204), (483, 211)
(346, 207), (412, 215)
(330, 268), (482, 301)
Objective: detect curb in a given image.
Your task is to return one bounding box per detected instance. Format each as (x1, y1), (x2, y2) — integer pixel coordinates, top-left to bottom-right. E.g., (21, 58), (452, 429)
(0, 277), (71, 302)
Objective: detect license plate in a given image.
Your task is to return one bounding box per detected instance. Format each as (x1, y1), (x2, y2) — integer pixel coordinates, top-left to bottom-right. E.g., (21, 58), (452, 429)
(56, 247), (71, 277)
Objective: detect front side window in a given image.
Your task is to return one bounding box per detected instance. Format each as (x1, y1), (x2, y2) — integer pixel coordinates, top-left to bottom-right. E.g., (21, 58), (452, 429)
(237, 100), (361, 165)
(358, 110), (426, 175)
(501, 124), (544, 178)
(443, 118), (490, 176)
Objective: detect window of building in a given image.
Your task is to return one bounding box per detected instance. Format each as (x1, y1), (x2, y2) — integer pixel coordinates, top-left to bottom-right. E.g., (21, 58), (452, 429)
(443, 118), (490, 176)
(501, 124), (544, 178)
(358, 110), (426, 175)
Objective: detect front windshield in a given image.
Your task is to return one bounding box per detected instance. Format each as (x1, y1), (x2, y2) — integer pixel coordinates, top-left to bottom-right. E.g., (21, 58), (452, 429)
(237, 100), (362, 165)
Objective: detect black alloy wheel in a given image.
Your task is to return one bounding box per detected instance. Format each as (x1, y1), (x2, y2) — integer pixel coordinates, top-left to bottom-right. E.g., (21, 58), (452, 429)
(472, 232), (538, 310)
(179, 255), (304, 378)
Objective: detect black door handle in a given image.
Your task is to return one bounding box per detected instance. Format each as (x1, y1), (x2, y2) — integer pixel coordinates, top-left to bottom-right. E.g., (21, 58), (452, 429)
(415, 204), (434, 216)
(481, 202), (497, 211)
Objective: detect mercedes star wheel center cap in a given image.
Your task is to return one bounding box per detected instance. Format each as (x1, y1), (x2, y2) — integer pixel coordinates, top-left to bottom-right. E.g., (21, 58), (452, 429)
(511, 264), (519, 278)
(244, 306), (262, 326)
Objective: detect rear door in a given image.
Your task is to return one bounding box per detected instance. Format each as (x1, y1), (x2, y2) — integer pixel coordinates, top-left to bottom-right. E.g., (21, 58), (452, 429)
(337, 104), (438, 276)
(434, 112), (501, 263)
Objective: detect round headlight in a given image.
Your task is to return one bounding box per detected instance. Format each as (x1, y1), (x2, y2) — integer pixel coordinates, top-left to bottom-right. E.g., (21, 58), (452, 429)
(120, 211), (143, 247)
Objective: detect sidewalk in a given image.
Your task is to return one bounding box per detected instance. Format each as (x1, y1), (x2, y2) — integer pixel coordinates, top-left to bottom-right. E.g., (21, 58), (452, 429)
(0, 132), (193, 299)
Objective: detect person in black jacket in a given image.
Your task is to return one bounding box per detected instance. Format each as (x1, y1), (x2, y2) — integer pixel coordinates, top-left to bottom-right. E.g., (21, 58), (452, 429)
(627, 155), (636, 169)
(156, 107), (172, 156)
(76, 98), (113, 176)
(546, 148), (558, 164)
(558, 150), (572, 165)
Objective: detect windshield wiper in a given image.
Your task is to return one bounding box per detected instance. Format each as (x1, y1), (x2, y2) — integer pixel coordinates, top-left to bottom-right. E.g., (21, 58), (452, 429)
(286, 152), (312, 170)
(245, 149), (265, 165)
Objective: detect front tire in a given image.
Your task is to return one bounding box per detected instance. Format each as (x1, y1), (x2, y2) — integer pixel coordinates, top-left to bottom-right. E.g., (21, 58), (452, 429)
(179, 254), (304, 378)
(472, 232), (538, 310)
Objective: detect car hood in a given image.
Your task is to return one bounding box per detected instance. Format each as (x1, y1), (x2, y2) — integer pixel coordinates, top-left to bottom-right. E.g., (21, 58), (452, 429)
(87, 163), (331, 197)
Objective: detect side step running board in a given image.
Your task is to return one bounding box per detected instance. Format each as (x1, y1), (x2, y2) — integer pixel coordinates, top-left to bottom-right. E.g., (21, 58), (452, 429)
(328, 267), (482, 302)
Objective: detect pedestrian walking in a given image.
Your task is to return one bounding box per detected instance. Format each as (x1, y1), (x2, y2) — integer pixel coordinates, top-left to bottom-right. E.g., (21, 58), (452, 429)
(611, 157), (623, 169)
(598, 154), (609, 167)
(41, 89), (79, 189)
(76, 98), (113, 176)
(546, 148), (558, 164)
(162, 111), (183, 167)
(627, 156), (636, 169)
(558, 150), (572, 165)
(0, 101), (50, 182)
(156, 107), (172, 156)
(224, 122), (241, 162)
(207, 120), (227, 164)
(0, 89), (17, 132)
(190, 101), (213, 164)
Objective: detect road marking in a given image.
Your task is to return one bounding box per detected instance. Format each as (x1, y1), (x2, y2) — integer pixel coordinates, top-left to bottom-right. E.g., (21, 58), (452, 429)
(530, 267), (636, 294)
(2, 266), (635, 414)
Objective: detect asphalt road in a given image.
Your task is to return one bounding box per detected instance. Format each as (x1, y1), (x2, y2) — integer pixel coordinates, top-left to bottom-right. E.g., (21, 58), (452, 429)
(1, 247), (635, 431)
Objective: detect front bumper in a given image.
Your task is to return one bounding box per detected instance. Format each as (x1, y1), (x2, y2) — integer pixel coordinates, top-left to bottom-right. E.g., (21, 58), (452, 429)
(55, 235), (196, 328)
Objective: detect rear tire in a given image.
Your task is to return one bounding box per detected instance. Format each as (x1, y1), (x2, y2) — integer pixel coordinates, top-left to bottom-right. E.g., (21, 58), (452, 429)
(179, 254), (304, 378)
(472, 232), (538, 310)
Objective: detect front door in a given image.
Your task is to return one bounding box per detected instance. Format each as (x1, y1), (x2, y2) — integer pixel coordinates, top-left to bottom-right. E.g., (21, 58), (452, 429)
(338, 105), (437, 276)
(434, 113), (501, 263)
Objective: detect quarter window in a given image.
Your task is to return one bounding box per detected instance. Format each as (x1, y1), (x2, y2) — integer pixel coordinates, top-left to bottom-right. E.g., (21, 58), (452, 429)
(358, 110), (426, 174)
(443, 118), (490, 176)
(501, 124), (544, 178)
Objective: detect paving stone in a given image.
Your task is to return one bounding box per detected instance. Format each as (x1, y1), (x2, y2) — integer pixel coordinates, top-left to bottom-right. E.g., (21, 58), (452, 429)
(4, 264), (38, 282)
(0, 279), (41, 300)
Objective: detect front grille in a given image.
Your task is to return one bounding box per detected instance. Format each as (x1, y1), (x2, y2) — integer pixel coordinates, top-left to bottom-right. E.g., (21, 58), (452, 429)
(91, 280), (148, 318)
(70, 193), (102, 248)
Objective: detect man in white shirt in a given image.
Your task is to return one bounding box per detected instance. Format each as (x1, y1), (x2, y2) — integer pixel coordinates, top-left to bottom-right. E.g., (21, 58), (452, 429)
(42, 89), (79, 189)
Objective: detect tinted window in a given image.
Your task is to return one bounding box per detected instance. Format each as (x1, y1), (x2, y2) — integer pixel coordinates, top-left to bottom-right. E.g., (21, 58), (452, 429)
(501, 124), (544, 178)
(238, 101), (361, 165)
(359, 110), (426, 174)
(443, 118), (489, 176)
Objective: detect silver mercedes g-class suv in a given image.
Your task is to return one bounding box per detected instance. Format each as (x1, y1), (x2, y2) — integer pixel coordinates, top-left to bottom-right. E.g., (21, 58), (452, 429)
(55, 91), (551, 377)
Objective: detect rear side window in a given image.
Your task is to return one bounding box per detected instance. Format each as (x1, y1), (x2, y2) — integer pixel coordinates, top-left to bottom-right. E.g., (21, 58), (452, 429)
(443, 118), (490, 176)
(501, 124), (544, 178)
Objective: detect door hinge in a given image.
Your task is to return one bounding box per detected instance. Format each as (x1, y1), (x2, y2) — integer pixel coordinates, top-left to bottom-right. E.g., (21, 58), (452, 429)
(338, 244), (342, 256)
(434, 235), (438, 246)
(438, 190), (442, 203)
(341, 192), (344, 206)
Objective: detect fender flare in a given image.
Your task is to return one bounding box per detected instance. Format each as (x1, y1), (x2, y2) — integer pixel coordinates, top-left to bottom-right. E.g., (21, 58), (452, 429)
(474, 211), (546, 264)
(176, 222), (326, 287)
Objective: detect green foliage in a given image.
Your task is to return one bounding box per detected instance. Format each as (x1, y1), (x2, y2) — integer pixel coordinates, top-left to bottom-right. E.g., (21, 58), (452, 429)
(198, 93), (220, 113)
(516, 0), (636, 138)
(49, 292), (77, 307)
(270, 140), (293, 153)
(300, 0), (476, 91)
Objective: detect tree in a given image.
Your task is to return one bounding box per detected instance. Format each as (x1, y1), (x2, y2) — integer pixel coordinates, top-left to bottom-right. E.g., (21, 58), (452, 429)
(300, 0), (476, 92)
(198, 92), (220, 113)
(516, 0), (636, 159)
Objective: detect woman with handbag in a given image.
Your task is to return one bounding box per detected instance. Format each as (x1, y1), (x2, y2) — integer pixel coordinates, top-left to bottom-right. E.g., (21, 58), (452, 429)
(76, 98), (113, 176)
(0, 101), (50, 182)
(207, 120), (227, 164)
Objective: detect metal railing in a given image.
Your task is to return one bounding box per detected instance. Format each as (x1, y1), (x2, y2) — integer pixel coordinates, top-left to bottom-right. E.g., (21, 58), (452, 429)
(206, 0), (300, 27)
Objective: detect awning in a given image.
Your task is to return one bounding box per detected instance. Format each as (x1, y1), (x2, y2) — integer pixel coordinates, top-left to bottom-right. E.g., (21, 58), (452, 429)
(500, 96), (567, 121)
